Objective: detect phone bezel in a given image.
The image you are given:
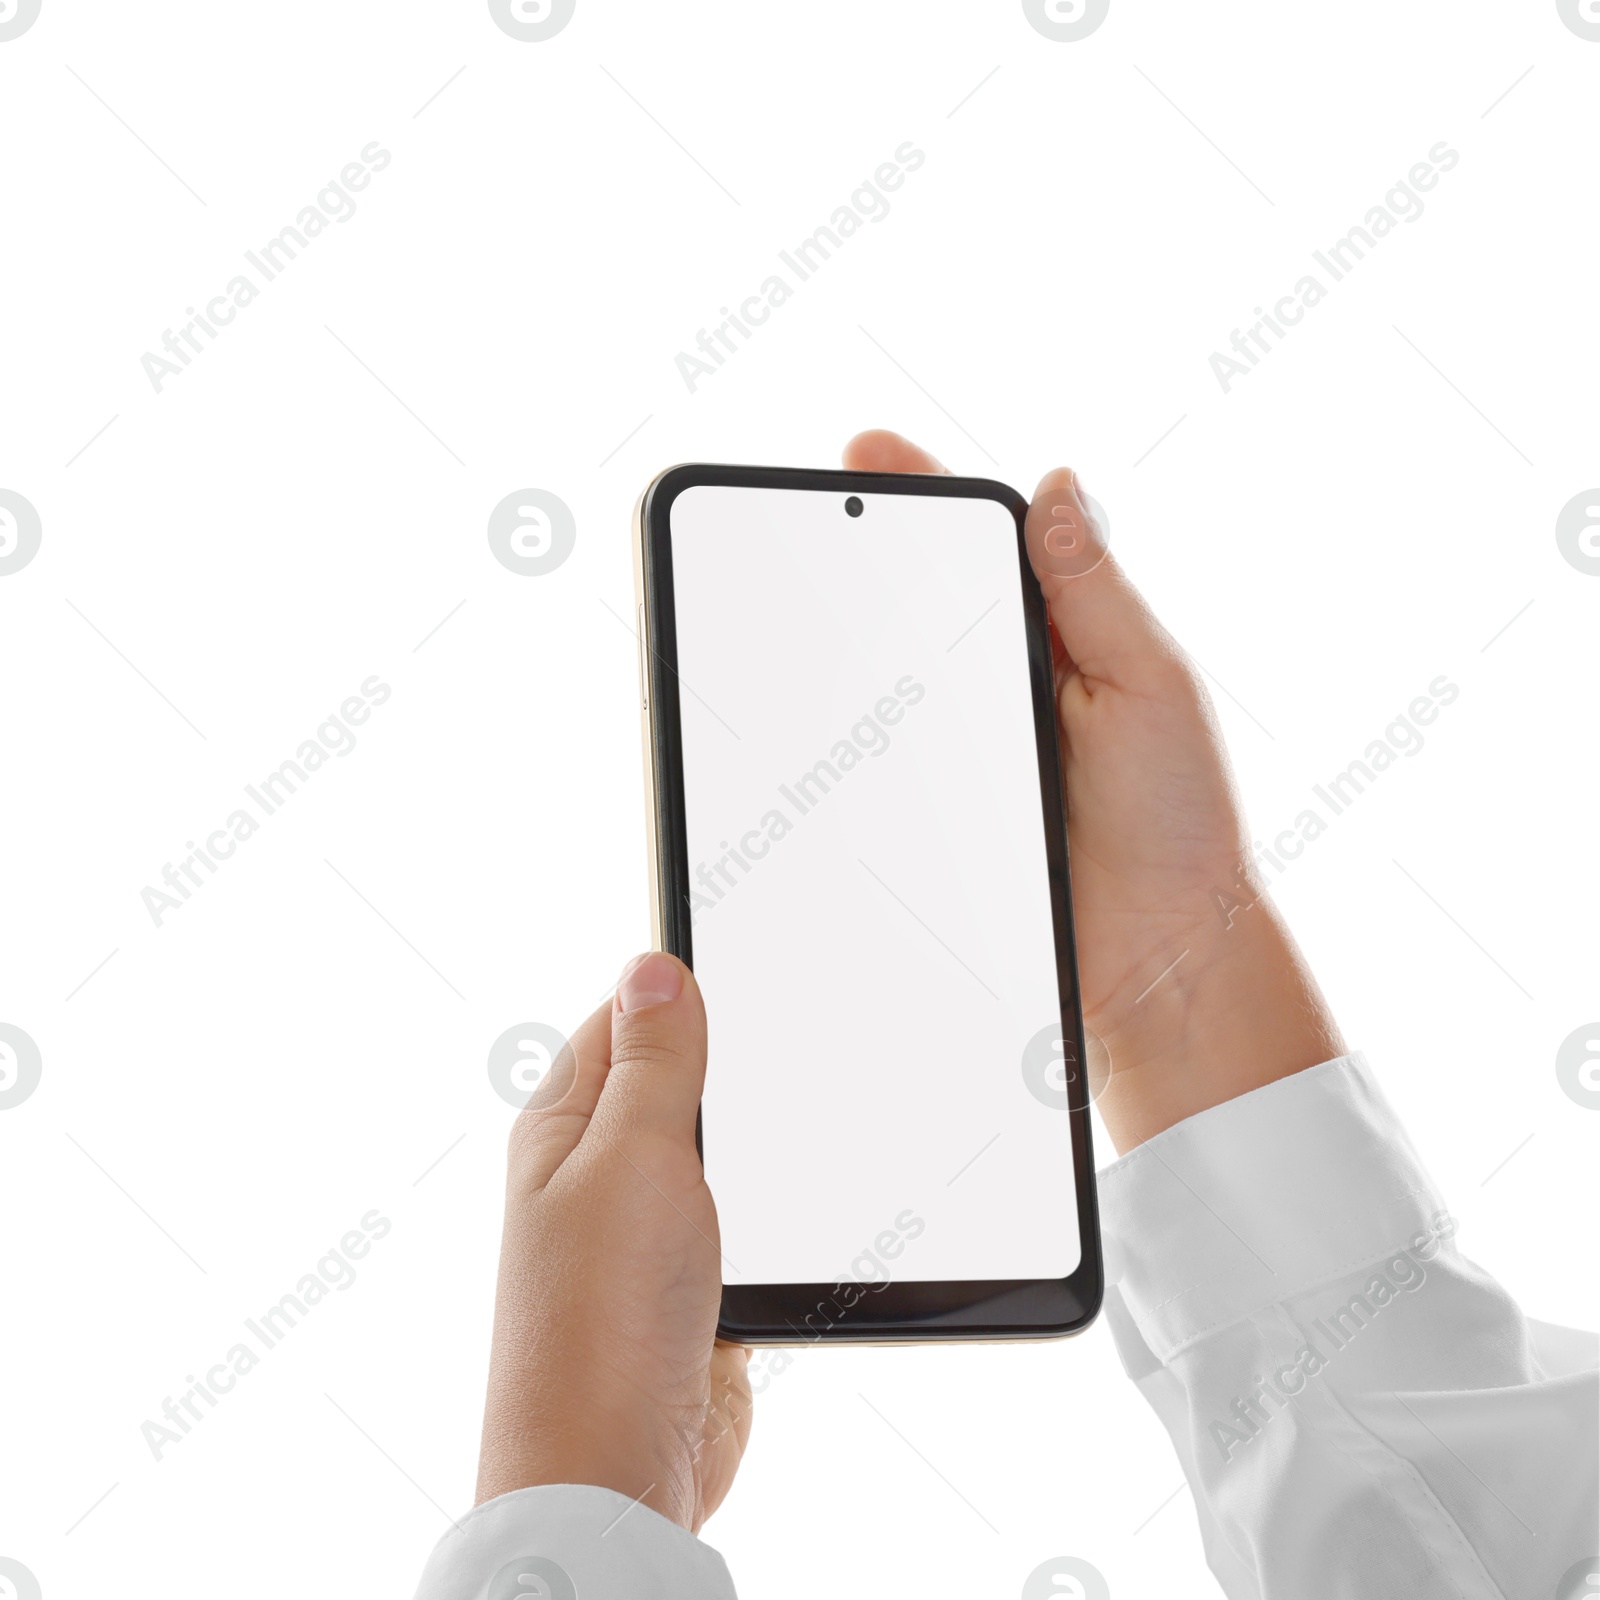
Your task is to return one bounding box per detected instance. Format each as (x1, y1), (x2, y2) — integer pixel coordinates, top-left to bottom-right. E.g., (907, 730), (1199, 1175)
(636, 462), (1102, 1343)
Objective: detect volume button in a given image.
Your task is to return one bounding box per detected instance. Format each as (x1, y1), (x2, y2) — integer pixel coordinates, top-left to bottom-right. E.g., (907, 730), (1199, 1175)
(637, 604), (649, 713)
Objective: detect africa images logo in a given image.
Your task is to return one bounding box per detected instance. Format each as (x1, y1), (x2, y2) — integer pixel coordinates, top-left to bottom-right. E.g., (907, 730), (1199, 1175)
(1022, 0), (1109, 42)
(0, 489), (42, 576)
(488, 0), (575, 43)
(0, 1024), (43, 1111)
(0, 0), (42, 42)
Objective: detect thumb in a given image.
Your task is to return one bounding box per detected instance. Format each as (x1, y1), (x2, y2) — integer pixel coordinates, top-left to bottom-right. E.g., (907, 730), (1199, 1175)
(1024, 467), (1183, 688)
(598, 952), (708, 1144)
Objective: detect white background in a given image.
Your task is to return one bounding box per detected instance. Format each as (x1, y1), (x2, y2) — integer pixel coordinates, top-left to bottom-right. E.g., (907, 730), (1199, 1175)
(1, 3), (1595, 1597)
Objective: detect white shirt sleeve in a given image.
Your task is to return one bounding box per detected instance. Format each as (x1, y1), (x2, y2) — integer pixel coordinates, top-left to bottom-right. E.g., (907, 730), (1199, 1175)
(1097, 1052), (1599, 1600)
(417, 1053), (1596, 1600)
(409, 1483), (738, 1599)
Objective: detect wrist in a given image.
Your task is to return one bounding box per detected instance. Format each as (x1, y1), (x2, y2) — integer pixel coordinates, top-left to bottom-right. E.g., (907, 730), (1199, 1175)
(1090, 896), (1344, 1153)
(477, 1440), (695, 1530)
(476, 1386), (697, 1527)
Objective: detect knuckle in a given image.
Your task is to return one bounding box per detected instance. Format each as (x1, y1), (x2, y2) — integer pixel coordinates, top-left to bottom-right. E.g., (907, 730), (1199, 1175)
(607, 1122), (706, 1190)
(503, 1102), (579, 1185)
(606, 1025), (698, 1077)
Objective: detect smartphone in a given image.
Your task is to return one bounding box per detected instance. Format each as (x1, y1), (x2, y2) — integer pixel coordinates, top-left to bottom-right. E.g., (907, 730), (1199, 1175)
(633, 463), (1101, 1343)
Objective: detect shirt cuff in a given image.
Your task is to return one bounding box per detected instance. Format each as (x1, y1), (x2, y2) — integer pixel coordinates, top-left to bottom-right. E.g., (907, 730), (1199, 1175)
(411, 1484), (737, 1600)
(1096, 1052), (1454, 1364)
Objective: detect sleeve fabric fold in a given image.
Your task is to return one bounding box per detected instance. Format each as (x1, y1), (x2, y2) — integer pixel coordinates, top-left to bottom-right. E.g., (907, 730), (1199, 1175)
(410, 1483), (738, 1599)
(1097, 1053), (1599, 1600)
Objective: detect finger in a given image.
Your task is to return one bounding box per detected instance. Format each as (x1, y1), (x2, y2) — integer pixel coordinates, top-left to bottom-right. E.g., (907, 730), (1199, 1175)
(595, 952), (708, 1146)
(841, 429), (950, 475)
(705, 1342), (753, 1457)
(505, 997), (616, 1194)
(694, 1341), (755, 1528)
(1025, 467), (1185, 689)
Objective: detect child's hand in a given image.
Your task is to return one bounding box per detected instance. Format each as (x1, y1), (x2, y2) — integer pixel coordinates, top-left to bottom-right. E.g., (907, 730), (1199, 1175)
(844, 431), (1344, 1150)
(476, 953), (752, 1529)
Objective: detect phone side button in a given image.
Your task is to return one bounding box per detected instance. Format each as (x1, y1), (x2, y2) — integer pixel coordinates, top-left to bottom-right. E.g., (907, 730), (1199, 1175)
(636, 604), (649, 713)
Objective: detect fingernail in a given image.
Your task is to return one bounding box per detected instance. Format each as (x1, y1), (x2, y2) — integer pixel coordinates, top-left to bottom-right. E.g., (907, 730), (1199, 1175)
(1045, 502), (1083, 559)
(617, 952), (683, 1013)
(1044, 474), (1087, 560)
(1030, 468), (1110, 581)
(1073, 471), (1100, 538)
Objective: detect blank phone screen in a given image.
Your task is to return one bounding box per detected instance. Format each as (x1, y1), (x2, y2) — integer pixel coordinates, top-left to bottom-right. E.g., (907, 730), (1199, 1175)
(667, 483), (1081, 1286)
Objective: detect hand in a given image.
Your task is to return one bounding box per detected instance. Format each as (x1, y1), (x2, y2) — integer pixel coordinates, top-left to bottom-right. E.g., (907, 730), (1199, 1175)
(476, 952), (752, 1531)
(842, 431), (1345, 1151)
